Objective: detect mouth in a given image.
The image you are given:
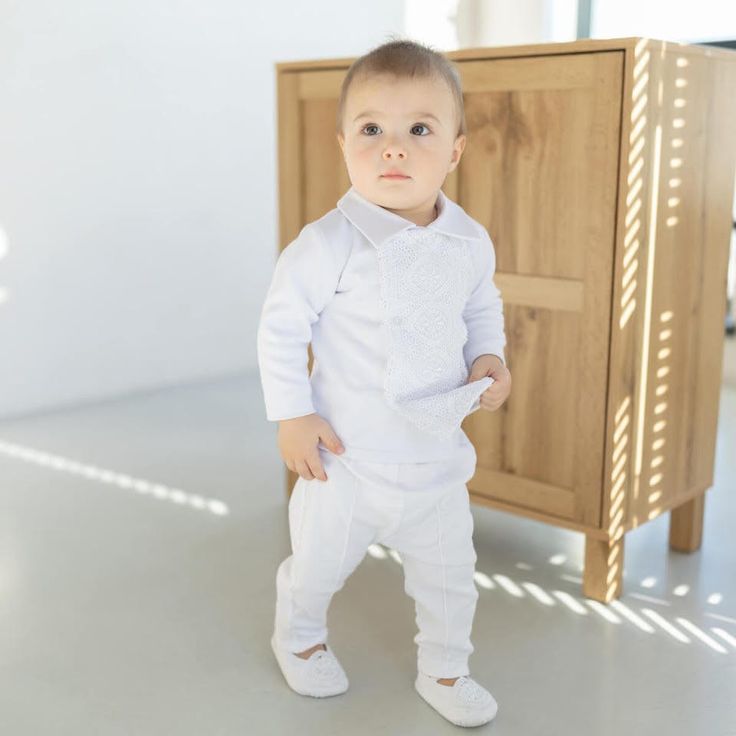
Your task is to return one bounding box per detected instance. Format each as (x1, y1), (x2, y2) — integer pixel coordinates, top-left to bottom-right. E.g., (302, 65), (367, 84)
(380, 173), (411, 180)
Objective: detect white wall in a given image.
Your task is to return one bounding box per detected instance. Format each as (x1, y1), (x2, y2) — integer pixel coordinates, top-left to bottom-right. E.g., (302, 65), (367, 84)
(0, 0), (404, 419)
(591, 0), (736, 42)
(404, 0), (578, 51)
(456, 0), (578, 48)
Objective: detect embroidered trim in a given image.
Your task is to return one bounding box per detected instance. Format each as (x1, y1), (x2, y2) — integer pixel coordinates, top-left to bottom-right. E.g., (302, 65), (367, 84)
(376, 228), (493, 437)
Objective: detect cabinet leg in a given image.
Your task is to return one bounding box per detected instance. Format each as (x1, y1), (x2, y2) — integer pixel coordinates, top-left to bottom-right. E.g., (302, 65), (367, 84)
(669, 493), (705, 552)
(582, 534), (625, 602)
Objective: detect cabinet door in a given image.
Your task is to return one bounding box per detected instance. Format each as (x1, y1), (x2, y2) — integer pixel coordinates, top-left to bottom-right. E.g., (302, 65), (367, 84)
(456, 52), (623, 528)
(276, 68), (348, 246)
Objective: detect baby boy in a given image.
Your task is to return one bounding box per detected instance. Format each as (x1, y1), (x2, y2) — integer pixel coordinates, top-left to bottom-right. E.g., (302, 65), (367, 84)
(257, 36), (512, 728)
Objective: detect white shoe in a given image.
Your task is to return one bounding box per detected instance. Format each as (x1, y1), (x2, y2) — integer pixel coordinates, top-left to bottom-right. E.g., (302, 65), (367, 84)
(270, 634), (349, 698)
(415, 672), (498, 727)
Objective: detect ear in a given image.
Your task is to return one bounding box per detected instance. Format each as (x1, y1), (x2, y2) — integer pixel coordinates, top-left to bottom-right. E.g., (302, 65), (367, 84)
(449, 134), (466, 172)
(337, 133), (345, 154)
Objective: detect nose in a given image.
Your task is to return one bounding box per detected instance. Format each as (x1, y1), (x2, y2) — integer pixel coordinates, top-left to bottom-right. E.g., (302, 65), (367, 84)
(382, 140), (406, 160)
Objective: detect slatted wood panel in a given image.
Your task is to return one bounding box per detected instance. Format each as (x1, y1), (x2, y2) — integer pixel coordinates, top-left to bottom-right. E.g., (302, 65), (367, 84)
(603, 40), (736, 542)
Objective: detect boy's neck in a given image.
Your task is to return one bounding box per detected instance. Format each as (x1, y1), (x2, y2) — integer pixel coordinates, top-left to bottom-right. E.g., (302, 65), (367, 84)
(384, 198), (439, 228)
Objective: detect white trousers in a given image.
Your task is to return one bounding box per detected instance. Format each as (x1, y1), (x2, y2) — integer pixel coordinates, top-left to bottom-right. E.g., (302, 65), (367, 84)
(274, 447), (480, 679)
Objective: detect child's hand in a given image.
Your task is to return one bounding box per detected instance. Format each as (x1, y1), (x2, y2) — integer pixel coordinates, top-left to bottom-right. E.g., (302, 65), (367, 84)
(466, 354), (512, 412)
(277, 413), (345, 482)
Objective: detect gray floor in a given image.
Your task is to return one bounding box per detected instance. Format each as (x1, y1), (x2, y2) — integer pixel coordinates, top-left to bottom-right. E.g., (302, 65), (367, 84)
(1, 350), (735, 736)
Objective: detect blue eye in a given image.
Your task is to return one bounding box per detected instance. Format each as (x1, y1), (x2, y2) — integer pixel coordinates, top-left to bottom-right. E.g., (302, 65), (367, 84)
(411, 124), (431, 136)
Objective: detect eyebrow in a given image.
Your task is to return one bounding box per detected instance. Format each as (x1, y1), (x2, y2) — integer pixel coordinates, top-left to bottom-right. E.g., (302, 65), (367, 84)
(353, 110), (442, 124)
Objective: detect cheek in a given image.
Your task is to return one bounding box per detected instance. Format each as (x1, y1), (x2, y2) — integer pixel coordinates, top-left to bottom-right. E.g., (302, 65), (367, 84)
(346, 141), (378, 168)
(350, 138), (376, 155)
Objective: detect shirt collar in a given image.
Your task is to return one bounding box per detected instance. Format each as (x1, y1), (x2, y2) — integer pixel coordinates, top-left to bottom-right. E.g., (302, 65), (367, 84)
(336, 185), (480, 248)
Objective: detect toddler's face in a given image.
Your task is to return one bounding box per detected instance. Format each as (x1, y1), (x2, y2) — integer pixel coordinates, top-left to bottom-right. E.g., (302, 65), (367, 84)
(337, 73), (466, 222)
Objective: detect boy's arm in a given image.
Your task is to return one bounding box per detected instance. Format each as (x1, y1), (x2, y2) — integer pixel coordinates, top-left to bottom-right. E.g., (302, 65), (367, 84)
(256, 225), (342, 422)
(462, 230), (507, 371)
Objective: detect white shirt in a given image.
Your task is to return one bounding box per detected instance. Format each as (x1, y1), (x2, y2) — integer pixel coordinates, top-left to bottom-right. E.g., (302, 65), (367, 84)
(256, 185), (506, 466)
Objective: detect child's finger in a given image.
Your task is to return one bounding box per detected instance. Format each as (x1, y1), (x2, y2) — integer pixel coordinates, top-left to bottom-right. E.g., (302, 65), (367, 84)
(296, 459), (315, 481)
(480, 394), (502, 410)
(306, 453), (328, 482)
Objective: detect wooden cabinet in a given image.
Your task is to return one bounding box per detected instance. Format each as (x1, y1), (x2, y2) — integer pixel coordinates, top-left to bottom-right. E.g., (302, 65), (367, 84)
(275, 38), (736, 602)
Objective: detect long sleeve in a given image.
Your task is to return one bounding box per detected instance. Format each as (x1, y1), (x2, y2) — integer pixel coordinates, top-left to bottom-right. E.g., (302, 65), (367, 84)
(462, 230), (507, 371)
(256, 224), (343, 422)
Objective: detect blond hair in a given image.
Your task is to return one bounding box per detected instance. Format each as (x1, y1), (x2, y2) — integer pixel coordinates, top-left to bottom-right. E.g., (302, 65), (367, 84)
(335, 36), (466, 138)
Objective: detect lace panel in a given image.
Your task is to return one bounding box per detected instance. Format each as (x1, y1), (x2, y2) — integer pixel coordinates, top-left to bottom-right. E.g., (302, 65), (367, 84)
(376, 228), (493, 437)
